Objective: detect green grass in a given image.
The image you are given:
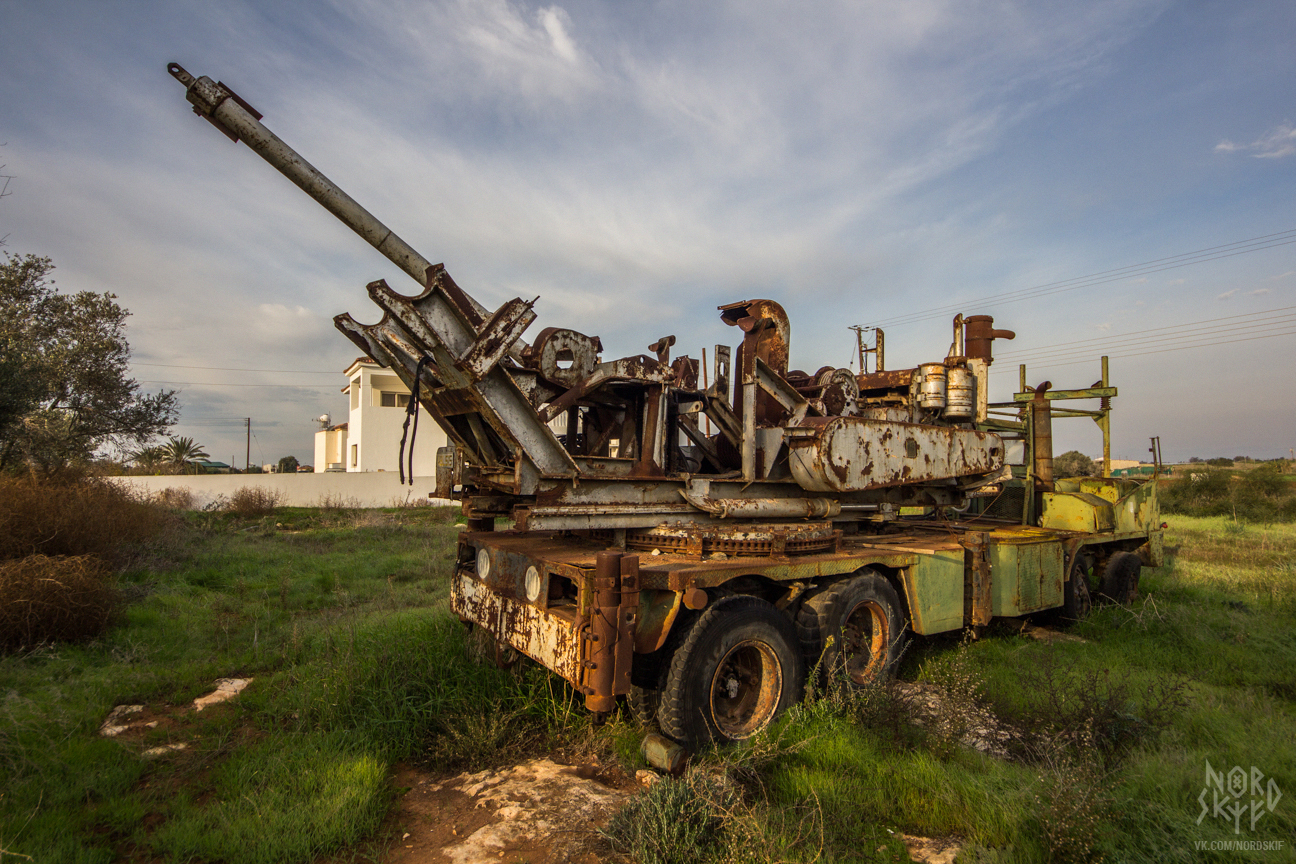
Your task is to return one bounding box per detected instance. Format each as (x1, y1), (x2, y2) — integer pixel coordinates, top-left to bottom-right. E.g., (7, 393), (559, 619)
(0, 504), (587, 863)
(3, 511), (1294, 862)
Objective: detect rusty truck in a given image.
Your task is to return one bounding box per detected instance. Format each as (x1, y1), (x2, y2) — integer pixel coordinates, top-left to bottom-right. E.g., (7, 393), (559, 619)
(168, 64), (1165, 748)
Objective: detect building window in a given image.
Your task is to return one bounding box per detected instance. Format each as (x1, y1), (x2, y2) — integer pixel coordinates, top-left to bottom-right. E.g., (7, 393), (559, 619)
(349, 381), (360, 411)
(380, 392), (411, 408)
(351, 443), (358, 467)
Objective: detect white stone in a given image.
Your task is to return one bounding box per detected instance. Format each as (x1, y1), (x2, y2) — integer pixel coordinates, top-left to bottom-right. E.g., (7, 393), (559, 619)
(193, 678), (253, 711)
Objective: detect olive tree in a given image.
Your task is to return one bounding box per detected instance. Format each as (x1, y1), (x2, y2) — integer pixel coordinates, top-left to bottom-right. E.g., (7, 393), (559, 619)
(0, 254), (178, 474)
(1054, 450), (1097, 477)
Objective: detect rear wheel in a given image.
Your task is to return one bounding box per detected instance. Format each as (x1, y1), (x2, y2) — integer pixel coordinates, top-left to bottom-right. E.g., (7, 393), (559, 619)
(658, 595), (803, 747)
(1101, 552), (1142, 604)
(797, 570), (905, 689)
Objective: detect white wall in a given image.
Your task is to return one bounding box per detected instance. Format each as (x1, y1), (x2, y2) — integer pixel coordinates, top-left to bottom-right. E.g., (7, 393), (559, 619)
(114, 472), (455, 509)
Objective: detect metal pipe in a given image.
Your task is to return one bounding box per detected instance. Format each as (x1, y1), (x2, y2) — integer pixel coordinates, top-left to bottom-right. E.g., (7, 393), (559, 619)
(586, 550), (622, 713)
(741, 380), (757, 481)
(168, 64), (438, 289)
(681, 491), (841, 520)
(1031, 383), (1054, 493)
(1100, 355), (1111, 478)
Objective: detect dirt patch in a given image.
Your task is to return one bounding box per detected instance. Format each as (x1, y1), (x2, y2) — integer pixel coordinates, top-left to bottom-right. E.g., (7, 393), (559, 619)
(901, 833), (962, 863)
(381, 756), (636, 863)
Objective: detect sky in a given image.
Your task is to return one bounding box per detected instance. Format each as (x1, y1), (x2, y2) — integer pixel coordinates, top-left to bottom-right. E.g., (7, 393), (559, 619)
(1, 0), (1293, 466)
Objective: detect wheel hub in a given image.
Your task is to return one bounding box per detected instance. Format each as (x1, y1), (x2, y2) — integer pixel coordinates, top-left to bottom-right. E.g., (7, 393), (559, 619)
(840, 600), (888, 684)
(708, 640), (783, 739)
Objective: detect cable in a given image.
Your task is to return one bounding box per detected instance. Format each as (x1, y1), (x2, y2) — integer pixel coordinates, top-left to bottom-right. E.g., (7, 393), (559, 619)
(870, 229), (1296, 329)
(992, 327), (1296, 375)
(133, 362), (339, 374)
(994, 305), (1296, 360)
(139, 380), (341, 389)
(996, 313), (1296, 365)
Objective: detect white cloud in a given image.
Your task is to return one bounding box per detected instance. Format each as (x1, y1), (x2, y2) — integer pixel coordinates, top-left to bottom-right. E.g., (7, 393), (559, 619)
(1273, 271), (1295, 280)
(1166, 278), (1185, 285)
(1217, 289), (1237, 300)
(1215, 122), (1296, 159)
(1247, 288), (1271, 297)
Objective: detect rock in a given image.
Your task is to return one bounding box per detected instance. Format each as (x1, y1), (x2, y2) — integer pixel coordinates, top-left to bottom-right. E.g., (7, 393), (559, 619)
(100, 704), (145, 737)
(635, 769), (662, 787)
(193, 678), (253, 711)
(901, 834), (962, 864)
(1021, 624), (1086, 644)
(436, 757), (629, 864)
(143, 743), (188, 757)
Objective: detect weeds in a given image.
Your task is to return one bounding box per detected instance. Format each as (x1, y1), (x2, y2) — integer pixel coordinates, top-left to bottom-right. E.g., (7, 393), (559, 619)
(1030, 732), (1113, 864)
(1161, 465), (1296, 522)
(1001, 647), (1191, 766)
(0, 554), (117, 650)
(603, 767), (739, 864)
(0, 474), (169, 562)
(153, 486), (195, 510)
(227, 485), (285, 517)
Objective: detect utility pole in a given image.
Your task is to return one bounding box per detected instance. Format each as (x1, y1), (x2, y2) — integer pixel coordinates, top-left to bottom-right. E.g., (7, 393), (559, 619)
(245, 418), (251, 471)
(849, 325), (884, 374)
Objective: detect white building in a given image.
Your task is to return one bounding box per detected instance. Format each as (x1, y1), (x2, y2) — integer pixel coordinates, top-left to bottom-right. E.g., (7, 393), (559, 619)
(314, 358), (445, 476)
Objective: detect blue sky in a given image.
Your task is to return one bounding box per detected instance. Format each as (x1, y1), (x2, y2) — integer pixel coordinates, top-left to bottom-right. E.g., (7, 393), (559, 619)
(1, 0), (1293, 466)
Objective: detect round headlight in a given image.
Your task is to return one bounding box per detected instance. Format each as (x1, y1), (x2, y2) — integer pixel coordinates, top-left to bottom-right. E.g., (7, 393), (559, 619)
(525, 566), (542, 602)
(476, 548), (491, 580)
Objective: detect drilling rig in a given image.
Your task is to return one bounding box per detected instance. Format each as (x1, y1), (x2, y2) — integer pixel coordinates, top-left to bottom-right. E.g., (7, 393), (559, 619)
(169, 64), (1163, 748)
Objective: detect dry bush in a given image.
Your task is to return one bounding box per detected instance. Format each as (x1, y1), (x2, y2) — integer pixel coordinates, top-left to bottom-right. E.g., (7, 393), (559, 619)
(1004, 648), (1191, 767)
(227, 486), (285, 517)
(153, 486), (195, 510)
(0, 554), (118, 650)
(0, 475), (167, 563)
(315, 492), (362, 512)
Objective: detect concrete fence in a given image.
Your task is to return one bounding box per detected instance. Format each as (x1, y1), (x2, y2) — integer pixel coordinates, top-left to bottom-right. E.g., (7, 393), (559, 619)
(112, 472), (454, 510)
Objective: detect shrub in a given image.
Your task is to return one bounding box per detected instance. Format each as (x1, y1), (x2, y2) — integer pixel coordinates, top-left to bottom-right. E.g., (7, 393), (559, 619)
(0, 554), (117, 650)
(0, 475), (167, 562)
(227, 486), (285, 518)
(154, 486), (195, 510)
(999, 649), (1190, 766)
(602, 768), (739, 864)
(1161, 465), (1296, 522)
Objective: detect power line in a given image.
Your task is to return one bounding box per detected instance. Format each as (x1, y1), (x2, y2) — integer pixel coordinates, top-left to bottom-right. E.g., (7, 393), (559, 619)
(996, 311), (1296, 365)
(994, 305), (1296, 360)
(992, 327), (1296, 375)
(133, 362), (339, 374)
(139, 380), (342, 389)
(871, 229), (1296, 329)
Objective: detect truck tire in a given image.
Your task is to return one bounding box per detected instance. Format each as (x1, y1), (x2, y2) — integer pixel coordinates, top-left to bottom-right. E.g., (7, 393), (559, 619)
(627, 685), (661, 730)
(1101, 552), (1142, 605)
(658, 595), (803, 747)
(1060, 552), (1094, 623)
(797, 569), (905, 689)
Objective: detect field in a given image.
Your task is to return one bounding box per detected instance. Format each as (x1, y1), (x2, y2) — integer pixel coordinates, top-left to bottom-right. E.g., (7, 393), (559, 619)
(2, 508), (1293, 863)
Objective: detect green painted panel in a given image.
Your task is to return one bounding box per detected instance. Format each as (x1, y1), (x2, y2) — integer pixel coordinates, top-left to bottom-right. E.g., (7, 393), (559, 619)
(990, 540), (1064, 616)
(901, 550), (965, 635)
(1040, 492), (1115, 533)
